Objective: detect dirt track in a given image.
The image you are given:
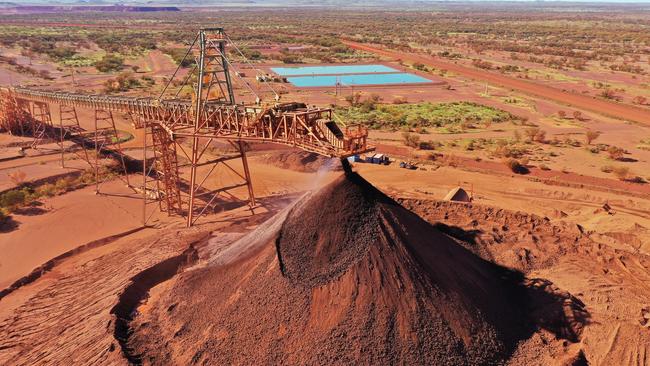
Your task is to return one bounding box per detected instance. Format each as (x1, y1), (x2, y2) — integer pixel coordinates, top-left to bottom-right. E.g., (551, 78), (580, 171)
(342, 40), (650, 126)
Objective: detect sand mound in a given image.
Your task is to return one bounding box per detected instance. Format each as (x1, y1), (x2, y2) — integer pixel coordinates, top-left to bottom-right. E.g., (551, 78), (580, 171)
(130, 173), (539, 365)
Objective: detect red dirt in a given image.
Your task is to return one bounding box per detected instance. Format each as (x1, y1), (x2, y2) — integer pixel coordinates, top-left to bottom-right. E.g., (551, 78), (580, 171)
(343, 40), (650, 126)
(258, 150), (339, 173)
(442, 154), (650, 197)
(396, 199), (650, 365)
(397, 199), (588, 272)
(128, 172), (587, 365)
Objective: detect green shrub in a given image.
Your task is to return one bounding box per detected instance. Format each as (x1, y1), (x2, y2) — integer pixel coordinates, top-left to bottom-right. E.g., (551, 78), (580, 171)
(335, 101), (521, 130)
(402, 132), (421, 148)
(162, 48), (195, 68)
(607, 146), (625, 160)
(36, 183), (57, 197)
(54, 177), (75, 194)
(418, 140), (436, 150)
(0, 190), (26, 210)
(0, 207), (9, 221)
(94, 54), (124, 73)
(503, 158), (529, 174)
(104, 72), (141, 93)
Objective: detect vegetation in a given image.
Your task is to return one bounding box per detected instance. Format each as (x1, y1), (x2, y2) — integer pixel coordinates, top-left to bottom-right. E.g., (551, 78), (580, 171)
(0, 7), (646, 102)
(524, 127), (546, 143)
(336, 100), (521, 130)
(104, 72), (141, 93)
(94, 54), (124, 73)
(492, 139), (528, 158)
(607, 146), (625, 161)
(503, 158), (529, 174)
(402, 132), (420, 148)
(612, 166), (630, 181)
(585, 130), (601, 145)
(638, 138), (650, 151)
(162, 47), (195, 68)
(0, 168), (118, 227)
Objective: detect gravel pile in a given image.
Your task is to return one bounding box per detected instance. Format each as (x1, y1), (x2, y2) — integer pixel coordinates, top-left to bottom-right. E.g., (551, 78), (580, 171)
(130, 172), (532, 365)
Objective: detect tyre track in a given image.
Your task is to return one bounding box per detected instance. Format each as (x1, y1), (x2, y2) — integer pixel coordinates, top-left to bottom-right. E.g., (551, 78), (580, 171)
(0, 227), (201, 365)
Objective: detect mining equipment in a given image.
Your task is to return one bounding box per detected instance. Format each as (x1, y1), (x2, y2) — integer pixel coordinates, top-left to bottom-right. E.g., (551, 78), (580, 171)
(0, 27), (372, 227)
(399, 161), (417, 170)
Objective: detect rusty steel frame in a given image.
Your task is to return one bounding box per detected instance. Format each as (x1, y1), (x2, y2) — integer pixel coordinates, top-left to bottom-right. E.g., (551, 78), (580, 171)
(30, 102), (54, 149)
(58, 104), (89, 168)
(92, 109), (132, 194)
(0, 27), (372, 227)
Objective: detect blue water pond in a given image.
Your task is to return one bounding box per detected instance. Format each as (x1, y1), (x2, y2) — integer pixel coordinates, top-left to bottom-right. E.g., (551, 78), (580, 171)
(286, 73), (432, 87)
(271, 64), (398, 76)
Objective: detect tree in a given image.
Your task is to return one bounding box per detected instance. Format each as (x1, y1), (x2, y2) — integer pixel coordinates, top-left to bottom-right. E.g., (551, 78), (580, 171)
(503, 158), (528, 174)
(103, 72), (141, 93)
(402, 132), (420, 148)
(162, 48), (195, 68)
(585, 130), (601, 145)
(0, 190), (26, 210)
(50, 46), (76, 60)
(344, 93), (362, 107)
(524, 127), (545, 142)
(600, 89), (617, 100)
(94, 54), (124, 73)
(558, 110), (567, 119)
(412, 62), (427, 71)
(524, 127), (540, 142)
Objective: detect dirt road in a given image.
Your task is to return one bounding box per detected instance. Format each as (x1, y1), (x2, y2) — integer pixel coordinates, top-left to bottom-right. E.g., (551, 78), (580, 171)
(342, 40), (650, 126)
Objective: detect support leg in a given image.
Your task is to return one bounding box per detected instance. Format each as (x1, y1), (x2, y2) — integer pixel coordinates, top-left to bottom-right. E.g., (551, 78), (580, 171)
(94, 110), (99, 194)
(186, 135), (199, 227)
(106, 110), (131, 188)
(239, 141), (255, 207)
(142, 123), (147, 227)
(59, 107), (65, 168)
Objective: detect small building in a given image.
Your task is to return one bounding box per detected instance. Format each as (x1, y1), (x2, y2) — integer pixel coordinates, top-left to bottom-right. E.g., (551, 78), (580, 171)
(370, 153), (389, 165)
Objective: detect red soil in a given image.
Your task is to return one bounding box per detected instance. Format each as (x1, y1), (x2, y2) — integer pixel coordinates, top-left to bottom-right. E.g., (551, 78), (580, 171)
(397, 199), (588, 272)
(128, 172), (586, 365)
(440, 154), (650, 197)
(343, 40), (650, 126)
